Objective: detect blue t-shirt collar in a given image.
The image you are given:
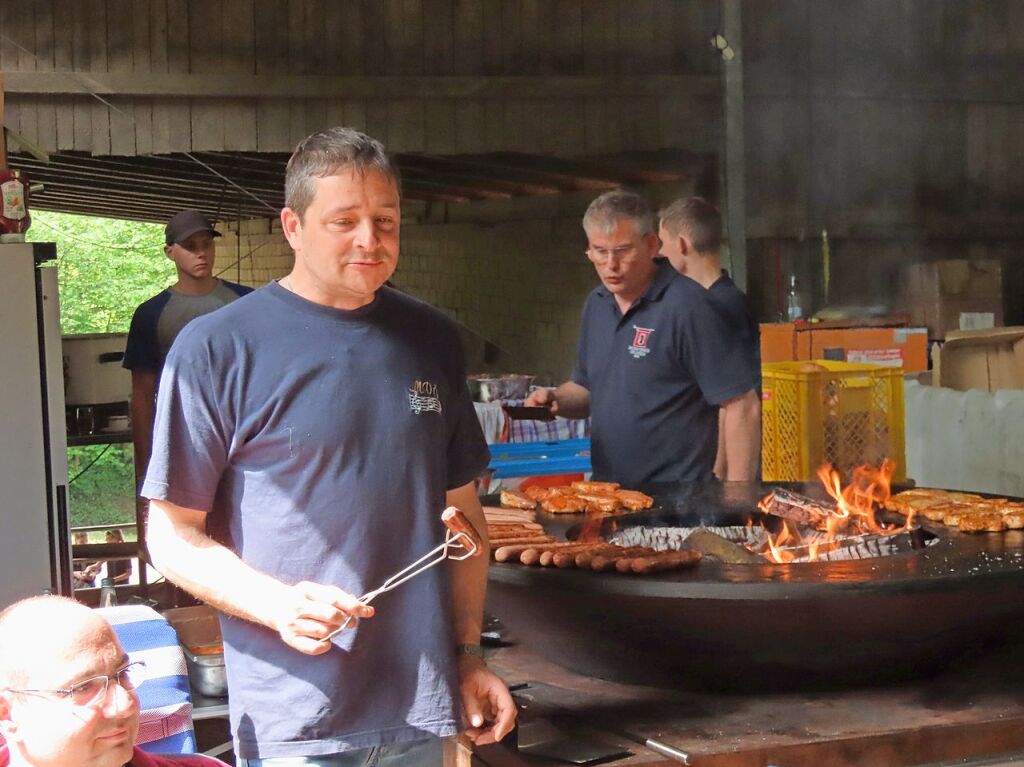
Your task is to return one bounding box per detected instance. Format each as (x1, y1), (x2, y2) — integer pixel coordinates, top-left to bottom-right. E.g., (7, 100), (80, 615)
(269, 279), (387, 321)
(595, 257), (677, 311)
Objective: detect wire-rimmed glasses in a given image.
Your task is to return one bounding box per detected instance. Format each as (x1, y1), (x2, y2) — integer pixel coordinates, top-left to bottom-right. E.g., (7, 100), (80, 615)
(4, 660), (146, 707)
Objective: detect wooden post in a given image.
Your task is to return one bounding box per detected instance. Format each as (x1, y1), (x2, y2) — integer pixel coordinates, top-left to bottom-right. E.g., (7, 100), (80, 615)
(0, 73), (7, 170)
(722, 0), (748, 291)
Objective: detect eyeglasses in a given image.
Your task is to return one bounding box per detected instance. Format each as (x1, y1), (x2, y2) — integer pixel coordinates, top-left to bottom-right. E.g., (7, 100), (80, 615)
(5, 661), (146, 707)
(586, 243), (640, 265)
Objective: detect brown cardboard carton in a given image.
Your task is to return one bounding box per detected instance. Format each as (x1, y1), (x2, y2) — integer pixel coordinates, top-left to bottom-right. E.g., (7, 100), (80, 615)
(800, 326), (929, 373)
(935, 327), (1024, 392)
(760, 321), (929, 372)
(759, 323), (796, 363)
(901, 260), (1004, 340)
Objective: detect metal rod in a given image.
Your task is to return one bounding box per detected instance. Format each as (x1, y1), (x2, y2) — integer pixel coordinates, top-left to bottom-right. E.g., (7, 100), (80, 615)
(644, 738), (691, 765)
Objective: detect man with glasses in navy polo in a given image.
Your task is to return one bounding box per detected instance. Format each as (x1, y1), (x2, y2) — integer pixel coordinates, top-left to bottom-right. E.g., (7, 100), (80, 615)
(526, 189), (759, 487)
(0, 596), (226, 767)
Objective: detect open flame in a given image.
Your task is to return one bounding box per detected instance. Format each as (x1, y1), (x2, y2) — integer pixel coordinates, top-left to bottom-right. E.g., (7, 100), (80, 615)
(577, 510), (614, 543)
(757, 460), (914, 563)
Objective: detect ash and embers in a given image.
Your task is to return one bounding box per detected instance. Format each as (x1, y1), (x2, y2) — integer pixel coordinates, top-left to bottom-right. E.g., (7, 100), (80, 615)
(611, 461), (934, 564)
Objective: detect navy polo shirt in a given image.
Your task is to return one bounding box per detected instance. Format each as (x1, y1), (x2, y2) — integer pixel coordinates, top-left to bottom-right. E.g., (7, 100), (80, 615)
(708, 273), (762, 391)
(572, 259), (754, 486)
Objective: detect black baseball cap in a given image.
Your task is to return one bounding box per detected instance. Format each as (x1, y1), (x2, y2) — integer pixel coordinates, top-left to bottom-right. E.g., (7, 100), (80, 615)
(165, 209), (222, 245)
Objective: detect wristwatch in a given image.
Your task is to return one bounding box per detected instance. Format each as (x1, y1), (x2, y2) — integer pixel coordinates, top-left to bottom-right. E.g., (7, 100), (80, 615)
(455, 643), (485, 659)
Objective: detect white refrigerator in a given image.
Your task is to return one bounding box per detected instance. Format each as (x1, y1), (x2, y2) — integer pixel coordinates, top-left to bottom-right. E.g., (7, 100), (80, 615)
(0, 242), (72, 606)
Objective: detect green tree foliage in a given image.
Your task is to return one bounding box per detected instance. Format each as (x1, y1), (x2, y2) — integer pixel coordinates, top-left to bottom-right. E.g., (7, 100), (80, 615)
(28, 212), (172, 528)
(28, 210), (173, 333)
(67, 445), (137, 528)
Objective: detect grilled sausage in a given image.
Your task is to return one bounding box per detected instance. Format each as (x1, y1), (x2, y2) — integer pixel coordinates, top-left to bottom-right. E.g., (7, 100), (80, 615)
(537, 543), (597, 566)
(493, 540), (577, 562)
(628, 550), (703, 574)
(489, 535), (556, 549)
(441, 507), (484, 556)
(590, 547), (657, 572)
(555, 544), (617, 568)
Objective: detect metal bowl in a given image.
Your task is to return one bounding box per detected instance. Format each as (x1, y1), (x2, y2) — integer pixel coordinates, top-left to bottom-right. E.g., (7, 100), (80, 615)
(467, 374), (535, 402)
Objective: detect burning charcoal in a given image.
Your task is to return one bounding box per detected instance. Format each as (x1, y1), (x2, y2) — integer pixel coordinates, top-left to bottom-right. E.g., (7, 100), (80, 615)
(683, 529), (765, 564)
(609, 526), (766, 552)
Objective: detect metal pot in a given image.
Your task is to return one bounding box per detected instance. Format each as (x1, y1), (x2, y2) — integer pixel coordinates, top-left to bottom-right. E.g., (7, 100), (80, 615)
(467, 374), (535, 403)
(62, 333), (131, 406)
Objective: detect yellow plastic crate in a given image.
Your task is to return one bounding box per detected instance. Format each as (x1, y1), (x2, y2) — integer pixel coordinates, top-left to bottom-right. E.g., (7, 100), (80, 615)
(761, 360), (906, 483)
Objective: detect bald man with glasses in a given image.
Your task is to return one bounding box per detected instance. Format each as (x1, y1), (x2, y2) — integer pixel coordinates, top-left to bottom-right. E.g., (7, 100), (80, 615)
(0, 596), (225, 767)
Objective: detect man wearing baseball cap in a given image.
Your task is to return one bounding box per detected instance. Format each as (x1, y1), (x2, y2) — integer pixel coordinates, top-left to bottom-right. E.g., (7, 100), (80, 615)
(124, 210), (253, 507)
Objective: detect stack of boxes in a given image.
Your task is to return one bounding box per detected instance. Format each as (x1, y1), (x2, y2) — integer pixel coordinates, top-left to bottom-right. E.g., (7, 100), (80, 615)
(901, 260), (1004, 341)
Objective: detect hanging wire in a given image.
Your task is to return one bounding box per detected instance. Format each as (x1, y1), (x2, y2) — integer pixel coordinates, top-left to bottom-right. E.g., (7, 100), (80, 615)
(68, 444), (114, 484)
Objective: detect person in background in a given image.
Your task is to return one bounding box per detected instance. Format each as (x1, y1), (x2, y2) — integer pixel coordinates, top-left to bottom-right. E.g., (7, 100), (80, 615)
(71, 532), (101, 589)
(103, 531), (132, 586)
(526, 189), (759, 486)
(0, 595), (228, 767)
(123, 210), (253, 497)
(143, 127), (515, 765)
(658, 196), (762, 480)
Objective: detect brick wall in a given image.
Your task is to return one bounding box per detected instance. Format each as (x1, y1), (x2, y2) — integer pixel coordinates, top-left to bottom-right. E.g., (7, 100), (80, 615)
(397, 217), (596, 384)
(213, 181), (694, 384)
(214, 218), (293, 288)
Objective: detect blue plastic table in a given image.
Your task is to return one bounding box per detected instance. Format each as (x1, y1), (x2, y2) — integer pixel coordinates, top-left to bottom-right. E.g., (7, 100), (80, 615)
(487, 437), (592, 478)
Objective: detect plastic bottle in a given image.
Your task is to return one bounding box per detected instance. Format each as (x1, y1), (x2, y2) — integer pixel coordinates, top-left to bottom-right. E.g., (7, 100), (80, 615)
(786, 275), (803, 321)
(99, 577), (117, 607)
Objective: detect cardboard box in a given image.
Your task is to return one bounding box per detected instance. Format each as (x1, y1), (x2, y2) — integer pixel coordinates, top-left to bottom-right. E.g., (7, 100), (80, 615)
(759, 323), (796, 363)
(902, 260), (1004, 340)
(934, 327), (1024, 392)
(797, 326), (929, 373)
(759, 322), (929, 373)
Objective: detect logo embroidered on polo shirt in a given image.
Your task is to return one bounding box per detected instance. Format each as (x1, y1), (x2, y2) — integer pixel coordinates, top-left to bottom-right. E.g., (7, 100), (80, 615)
(408, 380), (443, 414)
(628, 326), (654, 359)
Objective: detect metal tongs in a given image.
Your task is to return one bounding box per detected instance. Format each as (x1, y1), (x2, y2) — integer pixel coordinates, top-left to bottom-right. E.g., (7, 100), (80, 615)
(325, 507), (483, 640)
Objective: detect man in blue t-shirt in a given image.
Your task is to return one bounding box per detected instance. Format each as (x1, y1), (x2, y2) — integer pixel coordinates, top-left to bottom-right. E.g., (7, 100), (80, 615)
(142, 128), (514, 764)
(658, 196), (762, 480)
(123, 209), (252, 487)
(527, 190), (758, 487)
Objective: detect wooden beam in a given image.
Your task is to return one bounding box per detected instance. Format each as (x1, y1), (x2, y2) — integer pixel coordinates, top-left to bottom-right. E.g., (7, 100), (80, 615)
(396, 153), (615, 192)
(3, 72), (721, 100)
(722, 0), (748, 291)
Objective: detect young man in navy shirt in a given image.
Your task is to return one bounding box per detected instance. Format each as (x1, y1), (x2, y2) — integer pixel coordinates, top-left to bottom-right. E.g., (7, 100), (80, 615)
(527, 190), (759, 486)
(143, 128), (514, 765)
(658, 196), (762, 480)
(123, 209), (252, 490)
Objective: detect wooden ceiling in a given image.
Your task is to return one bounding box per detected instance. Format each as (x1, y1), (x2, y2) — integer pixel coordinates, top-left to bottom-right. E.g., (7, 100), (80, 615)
(9, 148), (712, 223)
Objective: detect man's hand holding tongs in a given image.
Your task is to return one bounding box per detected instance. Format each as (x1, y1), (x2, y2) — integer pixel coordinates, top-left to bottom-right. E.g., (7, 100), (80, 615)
(272, 580), (374, 655)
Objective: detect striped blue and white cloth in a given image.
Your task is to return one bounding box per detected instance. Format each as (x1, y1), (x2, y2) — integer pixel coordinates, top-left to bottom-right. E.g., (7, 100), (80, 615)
(97, 605), (196, 754)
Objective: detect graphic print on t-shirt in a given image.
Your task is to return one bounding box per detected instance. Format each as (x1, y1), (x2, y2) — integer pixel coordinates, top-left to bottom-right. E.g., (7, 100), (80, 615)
(408, 379), (443, 414)
(628, 325), (655, 359)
